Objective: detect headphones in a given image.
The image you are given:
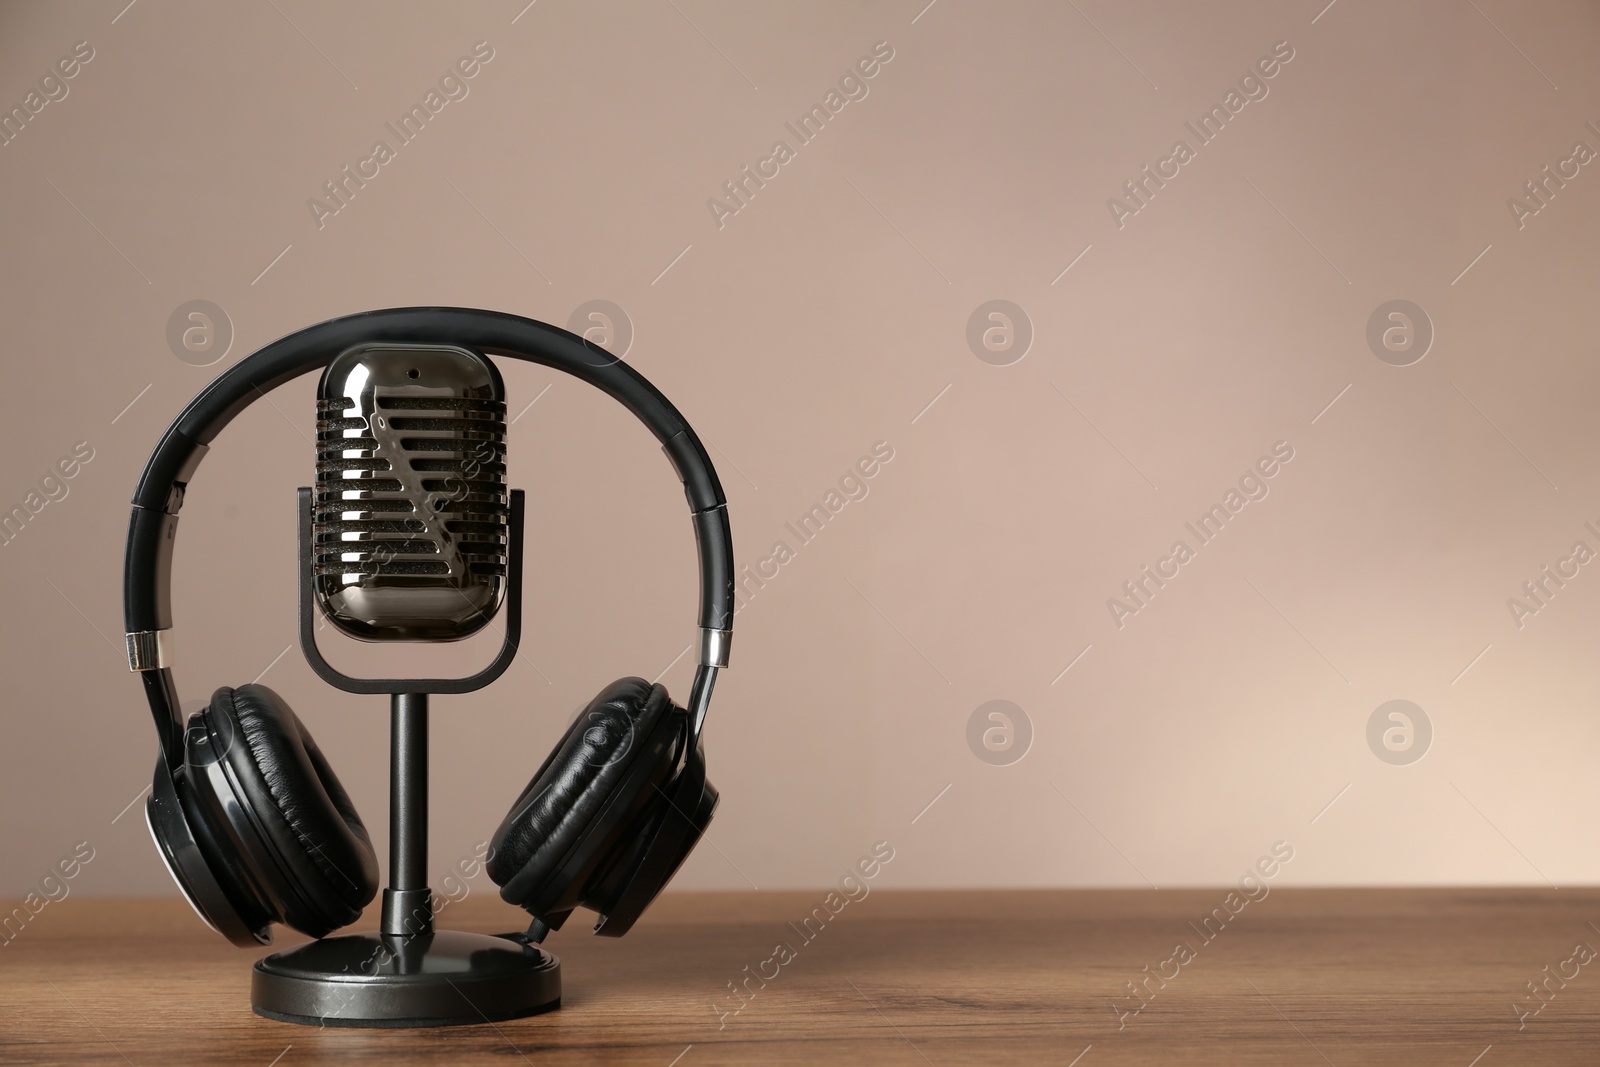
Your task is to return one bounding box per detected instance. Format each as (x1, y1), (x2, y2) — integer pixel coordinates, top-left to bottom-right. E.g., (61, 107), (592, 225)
(126, 307), (734, 947)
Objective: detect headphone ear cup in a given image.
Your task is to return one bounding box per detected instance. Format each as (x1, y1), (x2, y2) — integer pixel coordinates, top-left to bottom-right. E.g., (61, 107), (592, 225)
(201, 685), (379, 938)
(586, 761), (717, 938)
(487, 678), (681, 922)
(147, 746), (276, 947)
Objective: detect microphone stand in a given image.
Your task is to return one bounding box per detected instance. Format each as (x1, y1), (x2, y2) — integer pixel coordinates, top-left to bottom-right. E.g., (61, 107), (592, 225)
(384, 691), (430, 940)
(250, 488), (561, 1028)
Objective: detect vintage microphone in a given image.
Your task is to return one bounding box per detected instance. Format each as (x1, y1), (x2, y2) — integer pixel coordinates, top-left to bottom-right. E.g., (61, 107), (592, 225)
(305, 343), (520, 943)
(253, 341), (551, 1021)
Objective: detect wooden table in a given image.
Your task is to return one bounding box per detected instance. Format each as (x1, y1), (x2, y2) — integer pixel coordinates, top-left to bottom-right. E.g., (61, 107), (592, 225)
(2, 889), (1597, 1064)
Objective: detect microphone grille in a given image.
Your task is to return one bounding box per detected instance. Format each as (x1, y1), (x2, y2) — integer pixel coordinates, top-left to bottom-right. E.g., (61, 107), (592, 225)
(313, 346), (508, 641)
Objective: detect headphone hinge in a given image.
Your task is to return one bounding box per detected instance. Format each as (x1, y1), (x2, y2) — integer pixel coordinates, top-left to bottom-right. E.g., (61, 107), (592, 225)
(698, 627), (732, 668)
(125, 629), (172, 672)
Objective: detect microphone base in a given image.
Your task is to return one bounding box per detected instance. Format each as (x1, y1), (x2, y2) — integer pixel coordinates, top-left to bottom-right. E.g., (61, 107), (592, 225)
(251, 928), (560, 1028)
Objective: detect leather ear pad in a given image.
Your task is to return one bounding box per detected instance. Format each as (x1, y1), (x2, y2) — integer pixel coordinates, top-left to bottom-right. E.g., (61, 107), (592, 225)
(487, 677), (676, 907)
(205, 684), (379, 937)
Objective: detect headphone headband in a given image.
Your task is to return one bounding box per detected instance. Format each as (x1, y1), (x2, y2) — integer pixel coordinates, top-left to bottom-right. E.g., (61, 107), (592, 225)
(124, 307), (733, 757)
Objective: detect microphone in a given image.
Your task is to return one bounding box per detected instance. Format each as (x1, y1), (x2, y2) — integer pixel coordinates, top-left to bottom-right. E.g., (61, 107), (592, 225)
(314, 345), (508, 641)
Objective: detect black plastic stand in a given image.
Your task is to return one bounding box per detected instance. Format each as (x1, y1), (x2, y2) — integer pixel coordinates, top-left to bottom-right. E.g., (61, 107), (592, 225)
(251, 489), (560, 1028)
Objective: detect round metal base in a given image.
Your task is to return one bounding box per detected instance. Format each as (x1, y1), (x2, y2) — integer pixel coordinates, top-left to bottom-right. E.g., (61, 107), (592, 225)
(252, 929), (560, 1028)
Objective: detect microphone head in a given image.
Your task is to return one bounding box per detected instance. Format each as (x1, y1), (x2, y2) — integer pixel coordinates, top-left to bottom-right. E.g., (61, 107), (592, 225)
(314, 344), (508, 642)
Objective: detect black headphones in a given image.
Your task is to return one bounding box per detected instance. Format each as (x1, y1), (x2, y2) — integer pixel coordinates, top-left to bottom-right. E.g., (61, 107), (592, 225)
(125, 307), (734, 947)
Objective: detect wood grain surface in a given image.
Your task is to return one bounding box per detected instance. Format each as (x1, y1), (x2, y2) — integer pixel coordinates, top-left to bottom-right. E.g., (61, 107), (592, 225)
(1, 889), (1597, 1065)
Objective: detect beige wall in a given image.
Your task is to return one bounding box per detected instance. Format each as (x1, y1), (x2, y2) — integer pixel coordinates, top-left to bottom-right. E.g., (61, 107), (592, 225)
(3, 0), (1599, 904)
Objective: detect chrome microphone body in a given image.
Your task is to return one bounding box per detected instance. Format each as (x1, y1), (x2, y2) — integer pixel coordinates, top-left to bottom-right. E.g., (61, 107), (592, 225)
(314, 344), (508, 641)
